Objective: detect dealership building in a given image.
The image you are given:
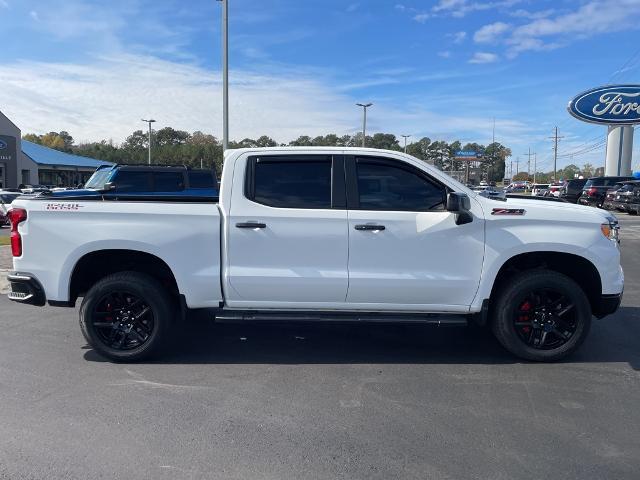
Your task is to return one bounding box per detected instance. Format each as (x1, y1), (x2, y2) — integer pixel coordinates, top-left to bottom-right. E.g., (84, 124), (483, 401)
(0, 110), (111, 189)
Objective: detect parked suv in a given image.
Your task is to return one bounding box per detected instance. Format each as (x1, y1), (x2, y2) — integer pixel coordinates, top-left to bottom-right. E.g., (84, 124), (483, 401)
(578, 176), (635, 208)
(560, 178), (588, 204)
(50, 164), (218, 200)
(610, 180), (640, 214)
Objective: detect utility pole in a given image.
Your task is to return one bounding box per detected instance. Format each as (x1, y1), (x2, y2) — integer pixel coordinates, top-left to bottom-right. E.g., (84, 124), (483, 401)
(516, 156), (519, 176)
(549, 126), (564, 182)
(356, 103), (373, 147)
(533, 152), (537, 184)
(217, 0), (229, 152)
(524, 148), (535, 180)
(141, 119), (156, 165)
(401, 134), (411, 153)
(510, 160), (513, 178)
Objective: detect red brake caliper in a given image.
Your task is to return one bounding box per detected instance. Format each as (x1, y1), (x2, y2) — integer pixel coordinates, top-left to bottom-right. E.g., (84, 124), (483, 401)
(519, 300), (531, 333)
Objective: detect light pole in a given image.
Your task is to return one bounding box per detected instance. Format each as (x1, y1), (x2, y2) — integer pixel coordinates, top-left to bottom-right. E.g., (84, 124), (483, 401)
(401, 134), (411, 153)
(141, 119), (156, 165)
(356, 103), (372, 147)
(217, 0), (229, 152)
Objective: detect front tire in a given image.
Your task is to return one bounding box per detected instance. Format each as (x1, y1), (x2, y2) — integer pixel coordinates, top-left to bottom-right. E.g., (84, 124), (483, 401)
(80, 271), (174, 362)
(491, 271), (591, 361)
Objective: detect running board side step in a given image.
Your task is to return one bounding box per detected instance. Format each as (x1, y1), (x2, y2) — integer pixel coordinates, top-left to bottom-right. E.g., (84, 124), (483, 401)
(214, 311), (469, 326)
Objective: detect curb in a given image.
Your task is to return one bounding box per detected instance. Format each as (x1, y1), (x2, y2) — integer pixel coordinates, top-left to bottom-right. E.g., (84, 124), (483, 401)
(0, 269), (9, 294)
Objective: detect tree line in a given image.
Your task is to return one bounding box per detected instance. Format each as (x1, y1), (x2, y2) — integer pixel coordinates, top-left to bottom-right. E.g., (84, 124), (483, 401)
(23, 128), (513, 182)
(511, 162), (604, 183)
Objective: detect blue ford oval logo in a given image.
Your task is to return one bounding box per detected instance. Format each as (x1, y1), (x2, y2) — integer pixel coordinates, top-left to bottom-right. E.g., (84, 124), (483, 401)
(568, 85), (640, 125)
(0, 139), (7, 150)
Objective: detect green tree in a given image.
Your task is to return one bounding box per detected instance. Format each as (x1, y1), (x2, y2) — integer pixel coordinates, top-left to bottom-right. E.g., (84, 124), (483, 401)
(581, 162), (594, 177)
(405, 137), (431, 161)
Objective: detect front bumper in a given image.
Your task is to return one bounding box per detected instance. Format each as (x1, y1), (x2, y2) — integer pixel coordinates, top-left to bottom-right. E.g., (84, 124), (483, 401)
(7, 272), (46, 306)
(593, 292), (623, 319)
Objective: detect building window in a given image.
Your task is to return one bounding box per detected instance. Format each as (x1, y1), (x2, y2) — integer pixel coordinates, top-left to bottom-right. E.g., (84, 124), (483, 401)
(21, 170), (31, 186)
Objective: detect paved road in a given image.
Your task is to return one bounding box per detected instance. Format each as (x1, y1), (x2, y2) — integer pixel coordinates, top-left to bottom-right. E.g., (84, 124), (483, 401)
(0, 224), (9, 237)
(0, 218), (639, 479)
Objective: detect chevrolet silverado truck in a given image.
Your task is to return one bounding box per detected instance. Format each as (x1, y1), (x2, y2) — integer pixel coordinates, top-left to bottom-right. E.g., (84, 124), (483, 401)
(6, 147), (623, 362)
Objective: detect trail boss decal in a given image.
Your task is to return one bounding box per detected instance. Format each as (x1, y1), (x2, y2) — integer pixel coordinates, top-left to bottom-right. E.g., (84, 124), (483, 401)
(491, 208), (525, 216)
(45, 203), (84, 211)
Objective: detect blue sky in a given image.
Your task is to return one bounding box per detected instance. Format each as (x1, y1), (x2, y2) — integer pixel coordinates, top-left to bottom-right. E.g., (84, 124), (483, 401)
(0, 0), (639, 173)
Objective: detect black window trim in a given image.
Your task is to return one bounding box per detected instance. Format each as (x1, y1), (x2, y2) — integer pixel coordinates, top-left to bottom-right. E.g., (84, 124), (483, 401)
(346, 155), (449, 212)
(244, 154), (346, 209)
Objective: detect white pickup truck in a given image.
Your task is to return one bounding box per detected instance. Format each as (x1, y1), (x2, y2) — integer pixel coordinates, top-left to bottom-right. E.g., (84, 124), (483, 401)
(7, 147), (623, 362)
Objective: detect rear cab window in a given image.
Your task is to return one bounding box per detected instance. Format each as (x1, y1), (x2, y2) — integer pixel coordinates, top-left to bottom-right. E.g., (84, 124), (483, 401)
(245, 155), (332, 209)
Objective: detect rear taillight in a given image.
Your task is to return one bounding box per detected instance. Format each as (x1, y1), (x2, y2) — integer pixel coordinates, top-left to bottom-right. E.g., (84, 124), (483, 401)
(586, 187), (597, 196)
(7, 208), (27, 257)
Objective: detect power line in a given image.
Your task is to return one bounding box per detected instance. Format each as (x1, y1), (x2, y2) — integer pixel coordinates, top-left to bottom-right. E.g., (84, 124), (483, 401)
(549, 127), (564, 181)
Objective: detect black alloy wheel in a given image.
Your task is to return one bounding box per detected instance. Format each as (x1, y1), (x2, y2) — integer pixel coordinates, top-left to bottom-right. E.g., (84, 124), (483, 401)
(513, 289), (577, 350)
(80, 271), (174, 362)
(491, 270), (591, 361)
(92, 291), (155, 351)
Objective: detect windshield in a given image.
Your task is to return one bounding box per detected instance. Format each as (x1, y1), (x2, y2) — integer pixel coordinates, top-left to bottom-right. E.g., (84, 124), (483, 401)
(84, 169), (113, 189)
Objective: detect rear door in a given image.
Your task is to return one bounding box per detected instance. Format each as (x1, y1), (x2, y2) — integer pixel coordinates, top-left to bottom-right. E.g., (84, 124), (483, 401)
(225, 154), (349, 308)
(345, 155), (484, 311)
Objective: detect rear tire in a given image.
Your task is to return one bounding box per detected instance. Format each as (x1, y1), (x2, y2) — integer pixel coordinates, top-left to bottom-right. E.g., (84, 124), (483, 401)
(491, 270), (591, 362)
(80, 271), (174, 362)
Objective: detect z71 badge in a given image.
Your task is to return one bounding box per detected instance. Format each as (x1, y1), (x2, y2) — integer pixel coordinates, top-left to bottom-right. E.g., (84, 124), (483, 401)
(491, 208), (525, 216)
(45, 203), (84, 211)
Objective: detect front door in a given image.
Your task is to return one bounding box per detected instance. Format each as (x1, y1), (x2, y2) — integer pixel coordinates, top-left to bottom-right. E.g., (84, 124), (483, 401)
(225, 154), (349, 309)
(346, 156), (485, 311)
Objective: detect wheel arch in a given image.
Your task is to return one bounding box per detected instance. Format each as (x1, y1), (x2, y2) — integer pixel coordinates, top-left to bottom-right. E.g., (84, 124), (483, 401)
(489, 251), (602, 314)
(69, 249), (180, 305)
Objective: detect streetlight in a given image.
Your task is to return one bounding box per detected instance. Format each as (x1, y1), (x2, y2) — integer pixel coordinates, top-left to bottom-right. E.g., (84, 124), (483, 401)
(141, 119), (156, 165)
(217, 0), (229, 152)
(401, 134), (411, 153)
(356, 103), (372, 147)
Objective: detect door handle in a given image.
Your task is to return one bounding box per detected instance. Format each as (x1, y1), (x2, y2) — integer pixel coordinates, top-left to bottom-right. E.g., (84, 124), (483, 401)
(354, 224), (385, 231)
(236, 222), (267, 229)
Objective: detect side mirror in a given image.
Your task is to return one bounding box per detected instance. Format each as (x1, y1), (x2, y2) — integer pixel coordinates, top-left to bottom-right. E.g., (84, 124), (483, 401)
(102, 182), (116, 192)
(446, 192), (473, 225)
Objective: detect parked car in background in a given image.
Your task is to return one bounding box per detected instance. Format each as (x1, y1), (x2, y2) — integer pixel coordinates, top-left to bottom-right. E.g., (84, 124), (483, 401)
(472, 185), (505, 199)
(49, 164), (219, 200)
(610, 180), (640, 214)
(545, 182), (565, 198)
(560, 178), (588, 204)
(0, 192), (20, 226)
(603, 182), (627, 210)
(531, 184), (550, 196)
(579, 176), (635, 208)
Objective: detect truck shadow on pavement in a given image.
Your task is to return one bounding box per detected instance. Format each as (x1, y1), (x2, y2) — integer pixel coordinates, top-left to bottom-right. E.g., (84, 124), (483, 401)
(83, 306), (640, 369)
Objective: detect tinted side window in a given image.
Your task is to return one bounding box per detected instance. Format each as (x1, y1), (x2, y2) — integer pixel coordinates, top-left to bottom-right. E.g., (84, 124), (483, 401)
(153, 172), (184, 192)
(115, 171), (151, 192)
(188, 170), (216, 189)
(252, 159), (331, 208)
(356, 160), (445, 211)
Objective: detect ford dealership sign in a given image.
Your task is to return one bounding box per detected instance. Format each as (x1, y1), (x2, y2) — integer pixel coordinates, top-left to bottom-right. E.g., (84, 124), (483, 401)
(568, 85), (640, 125)
(0, 139), (7, 150)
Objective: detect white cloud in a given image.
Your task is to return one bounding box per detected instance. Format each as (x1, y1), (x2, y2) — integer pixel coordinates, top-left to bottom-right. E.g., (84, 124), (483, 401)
(1, 0), (9, 8)
(469, 52), (499, 64)
(0, 54), (532, 147)
(413, 13), (430, 23)
(433, 0), (523, 17)
(507, 0), (640, 56)
(509, 8), (554, 20)
(29, 10), (39, 21)
(438, 51), (452, 58)
(448, 31), (467, 44)
(474, 22), (510, 43)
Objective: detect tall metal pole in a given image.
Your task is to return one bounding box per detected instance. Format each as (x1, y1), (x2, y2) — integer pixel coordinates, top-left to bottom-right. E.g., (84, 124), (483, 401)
(533, 152), (537, 184)
(221, 0), (229, 152)
(356, 103), (372, 147)
(401, 134), (411, 153)
(141, 119), (156, 165)
(549, 127), (563, 182)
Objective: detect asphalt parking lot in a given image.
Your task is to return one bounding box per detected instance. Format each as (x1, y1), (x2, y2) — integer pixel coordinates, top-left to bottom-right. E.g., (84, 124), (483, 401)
(0, 215), (639, 479)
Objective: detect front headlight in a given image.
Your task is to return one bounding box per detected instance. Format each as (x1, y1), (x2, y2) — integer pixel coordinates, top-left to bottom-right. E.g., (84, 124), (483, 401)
(601, 217), (620, 243)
